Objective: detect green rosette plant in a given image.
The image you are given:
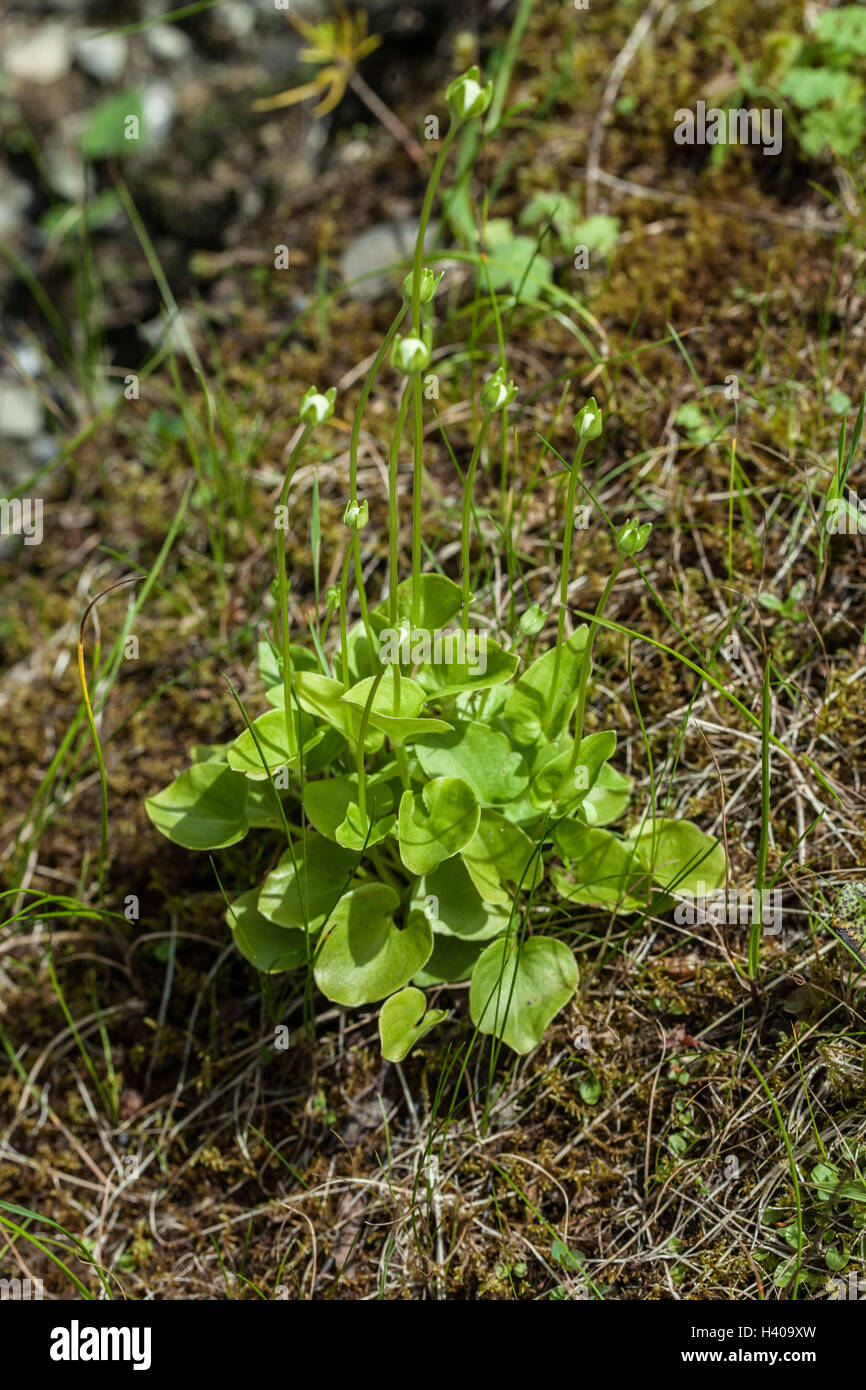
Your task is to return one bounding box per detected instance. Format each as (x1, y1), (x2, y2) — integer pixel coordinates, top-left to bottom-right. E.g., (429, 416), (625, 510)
(145, 69), (725, 1061)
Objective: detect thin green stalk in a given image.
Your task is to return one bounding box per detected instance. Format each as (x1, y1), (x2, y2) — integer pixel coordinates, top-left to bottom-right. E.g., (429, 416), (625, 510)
(563, 560), (624, 787)
(411, 371), (426, 629)
(460, 414), (493, 631)
(411, 124), (458, 332)
(338, 548), (352, 692)
(77, 576), (142, 906)
(356, 668), (386, 820)
(350, 309), (405, 644)
(388, 386), (412, 625)
(750, 658), (772, 979)
(276, 424), (313, 753)
(548, 440), (587, 711)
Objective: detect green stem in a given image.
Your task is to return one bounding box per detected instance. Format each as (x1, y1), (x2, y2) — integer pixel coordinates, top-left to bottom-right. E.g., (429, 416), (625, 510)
(411, 123), (458, 332)
(410, 372), (426, 628)
(338, 548), (352, 692)
(460, 413), (493, 632)
(548, 441), (587, 712)
(356, 667), (385, 820)
(750, 658), (771, 979)
(350, 310), (405, 650)
(388, 386), (412, 627)
(276, 425), (313, 759)
(564, 560), (623, 786)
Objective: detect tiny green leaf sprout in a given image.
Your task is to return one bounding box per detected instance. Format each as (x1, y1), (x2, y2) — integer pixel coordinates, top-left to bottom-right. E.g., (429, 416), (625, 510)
(445, 65), (494, 122)
(144, 72), (725, 1065)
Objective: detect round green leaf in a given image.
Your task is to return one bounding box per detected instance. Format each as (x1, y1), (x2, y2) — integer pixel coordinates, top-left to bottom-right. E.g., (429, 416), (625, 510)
(552, 825), (650, 912)
(314, 884), (433, 1006)
(258, 835), (357, 931)
(503, 627), (588, 747)
(582, 762), (633, 826)
(410, 856), (511, 940)
(398, 776), (481, 875)
(343, 671), (453, 743)
(304, 775), (392, 842)
(628, 818), (725, 895)
(226, 709), (321, 780)
(460, 809), (543, 904)
(369, 574), (464, 635)
(378, 987), (448, 1062)
(227, 889), (309, 973)
(414, 637), (519, 699)
(469, 936), (578, 1054)
(413, 934), (487, 986)
(415, 724), (529, 805)
(145, 762), (249, 850)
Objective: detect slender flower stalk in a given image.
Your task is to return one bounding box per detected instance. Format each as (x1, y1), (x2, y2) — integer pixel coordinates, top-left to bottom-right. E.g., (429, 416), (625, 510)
(460, 416), (492, 632)
(548, 397), (603, 719)
(460, 369), (517, 632)
(276, 423), (313, 758)
(349, 308), (405, 645)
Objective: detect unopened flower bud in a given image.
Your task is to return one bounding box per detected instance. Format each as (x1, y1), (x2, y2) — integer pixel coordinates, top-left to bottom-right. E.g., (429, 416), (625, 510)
(481, 366), (518, 413)
(573, 397), (602, 441)
(519, 603), (546, 637)
(299, 386), (336, 427)
(391, 332), (432, 375)
(616, 519), (652, 557)
(445, 66), (493, 122)
(343, 499), (369, 532)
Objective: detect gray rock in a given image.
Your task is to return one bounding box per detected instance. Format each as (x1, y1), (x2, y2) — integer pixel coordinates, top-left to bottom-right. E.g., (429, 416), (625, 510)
(0, 380), (44, 441)
(4, 23), (72, 84)
(340, 218), (440, 302)
(74, 28), (128, 83)
(141, 82), (176, 151)
(145, 24), (192, 62)
(0, 168), (33, 240)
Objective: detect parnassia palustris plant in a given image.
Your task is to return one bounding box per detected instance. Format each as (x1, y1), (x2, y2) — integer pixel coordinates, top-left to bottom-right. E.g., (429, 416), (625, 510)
(146, 68), (725, 1062)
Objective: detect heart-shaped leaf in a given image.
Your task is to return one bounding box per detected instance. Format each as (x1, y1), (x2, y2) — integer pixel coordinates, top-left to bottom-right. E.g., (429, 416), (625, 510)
(460, 809), (543, 904)
(146, 762), (249, 850)
(226, 889), (309, 973)
(627, 818), (725, 896)
(469, 936), (578, 1054)
(415, 724), (529, 805)
(335, 802), (396, 850)
(226, 709), (322, 780)
(413, 934), (487, 986)
(583, 762), (633, 826)
(530, 730), (616, 809)
(304, 776), (393, 842)
(293, 672), (385, 752)
(378, 987), (448, 1061)
(551, 825), (650, 912)
(409, 855), (511, 940)
(343, 672), (453, 745)
(370, 575), (464, 635)
(314, 884), (433, 1006)
(414, 637), (519, 698)
(504, 627), (589, 746)
(258, 835), (357, 931)
(399, 776), (481, 875)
